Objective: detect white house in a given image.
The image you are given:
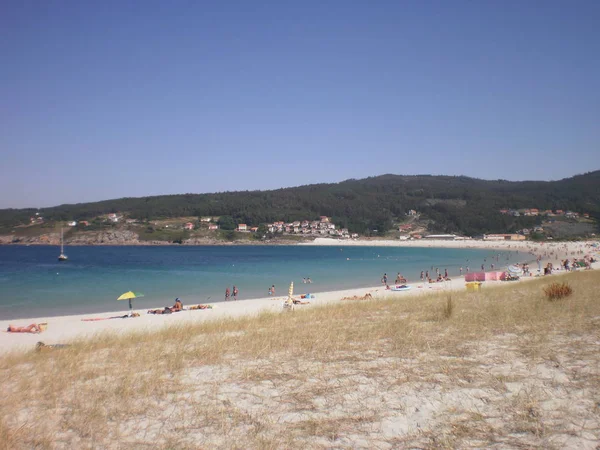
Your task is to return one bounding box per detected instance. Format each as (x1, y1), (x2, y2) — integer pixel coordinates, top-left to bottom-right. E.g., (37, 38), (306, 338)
(238, 224), (247, 232)
(68, 221), (77, 227)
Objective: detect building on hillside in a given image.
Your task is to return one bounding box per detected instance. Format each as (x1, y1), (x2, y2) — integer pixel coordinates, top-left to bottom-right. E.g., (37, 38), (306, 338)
(250, 227), (259, 232)
(67, 221), (77, 227)
(184, 222), (194, 230)
(483, 234), (526, 241)
(208, 224), (219, 230)
(237, 224), (247, 232)
(200, 217), (212, 222)
(79, 221), (89, 227)
(320, 216), (330, 223)
(407, 209), (417, 216)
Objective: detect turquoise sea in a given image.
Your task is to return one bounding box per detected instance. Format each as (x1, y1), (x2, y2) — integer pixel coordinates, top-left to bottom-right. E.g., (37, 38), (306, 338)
(0, 245), (524, 320)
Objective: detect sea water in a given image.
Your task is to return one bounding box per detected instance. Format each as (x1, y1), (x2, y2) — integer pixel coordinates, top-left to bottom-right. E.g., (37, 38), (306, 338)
(0, 245), (524, 320)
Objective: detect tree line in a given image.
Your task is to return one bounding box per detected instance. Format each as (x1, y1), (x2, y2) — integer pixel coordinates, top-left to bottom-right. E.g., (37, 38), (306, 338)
(1, 171), (599, 236)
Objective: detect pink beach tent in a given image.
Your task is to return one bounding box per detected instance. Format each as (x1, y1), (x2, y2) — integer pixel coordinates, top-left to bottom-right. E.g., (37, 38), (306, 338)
(465, 272), (486, 282)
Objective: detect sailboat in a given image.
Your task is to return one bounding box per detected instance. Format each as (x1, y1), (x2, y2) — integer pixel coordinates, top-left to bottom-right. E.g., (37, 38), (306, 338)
(58, 227), (68, 261)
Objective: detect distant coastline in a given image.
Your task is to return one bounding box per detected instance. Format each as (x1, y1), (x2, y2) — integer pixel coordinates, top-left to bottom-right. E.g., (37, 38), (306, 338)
(2, 232), (596, 255)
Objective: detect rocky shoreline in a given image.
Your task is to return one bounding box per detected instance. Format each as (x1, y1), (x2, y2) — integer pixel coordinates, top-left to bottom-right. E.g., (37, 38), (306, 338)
(0, 230), (311, 246)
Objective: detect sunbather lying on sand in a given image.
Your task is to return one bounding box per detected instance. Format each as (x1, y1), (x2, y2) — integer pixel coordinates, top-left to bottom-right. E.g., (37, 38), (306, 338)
(148, 298), (184, 314)
(188, 304), (213, 310)
(341, 293), (373, 301)
(293, 299), (310, 305)
(7, 323), (44, 333)
(147, 308), (173, 314)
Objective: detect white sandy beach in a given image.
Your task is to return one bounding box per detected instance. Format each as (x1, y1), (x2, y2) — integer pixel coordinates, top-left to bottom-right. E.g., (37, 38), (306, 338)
(1, 239), (597, 355)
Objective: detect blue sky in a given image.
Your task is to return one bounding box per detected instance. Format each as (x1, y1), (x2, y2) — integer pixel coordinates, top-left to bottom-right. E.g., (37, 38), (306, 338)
(1, 1), (599, 208)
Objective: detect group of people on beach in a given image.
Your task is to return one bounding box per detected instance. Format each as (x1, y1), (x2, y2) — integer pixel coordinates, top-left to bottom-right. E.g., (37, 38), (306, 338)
(147, 297), (183, 314)
(225, 286), (239, 301)
(418, 268), (452, 284)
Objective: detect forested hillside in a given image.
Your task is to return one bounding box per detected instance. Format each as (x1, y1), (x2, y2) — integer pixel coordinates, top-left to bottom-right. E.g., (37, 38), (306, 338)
(2, 171), (599, 236)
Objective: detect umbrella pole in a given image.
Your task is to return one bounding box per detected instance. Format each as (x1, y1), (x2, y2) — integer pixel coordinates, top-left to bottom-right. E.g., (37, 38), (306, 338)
(129, 298), (133, 316)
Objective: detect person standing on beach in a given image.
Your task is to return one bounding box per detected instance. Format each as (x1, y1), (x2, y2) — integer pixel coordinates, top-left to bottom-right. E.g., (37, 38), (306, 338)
(382, 273), (388, 285)
(225, 287), (230, 301)
(460, 267), (463, 275)
(233, 286), (239, 300)
(420, 271), (424, 281)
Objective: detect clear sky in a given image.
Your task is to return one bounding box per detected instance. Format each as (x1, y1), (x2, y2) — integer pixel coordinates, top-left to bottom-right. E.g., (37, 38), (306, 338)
(1, 1), (599, 208)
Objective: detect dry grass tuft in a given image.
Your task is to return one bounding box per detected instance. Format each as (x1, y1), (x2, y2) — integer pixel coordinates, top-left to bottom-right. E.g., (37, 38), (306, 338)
(1, 270), (600, 448)
(543, 281), (573, 301)
(442, 294), (454, 320)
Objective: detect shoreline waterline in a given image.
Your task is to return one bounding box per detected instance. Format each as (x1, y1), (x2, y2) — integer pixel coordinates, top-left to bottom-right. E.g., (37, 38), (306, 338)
(0, 239), (597, 354)
(0, 244), (525, 320)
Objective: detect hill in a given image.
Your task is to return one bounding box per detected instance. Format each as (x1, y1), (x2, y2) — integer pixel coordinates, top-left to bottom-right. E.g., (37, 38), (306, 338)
(1, 171), (599, 237)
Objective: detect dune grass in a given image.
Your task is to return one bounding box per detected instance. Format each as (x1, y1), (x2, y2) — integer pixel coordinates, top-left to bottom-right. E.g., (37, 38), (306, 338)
(2, 270), (600, 449)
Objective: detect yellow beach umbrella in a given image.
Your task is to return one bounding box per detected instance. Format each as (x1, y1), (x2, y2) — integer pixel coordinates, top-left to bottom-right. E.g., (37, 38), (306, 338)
(117, 291), (145, 316)
(283, 282), (294, 309)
